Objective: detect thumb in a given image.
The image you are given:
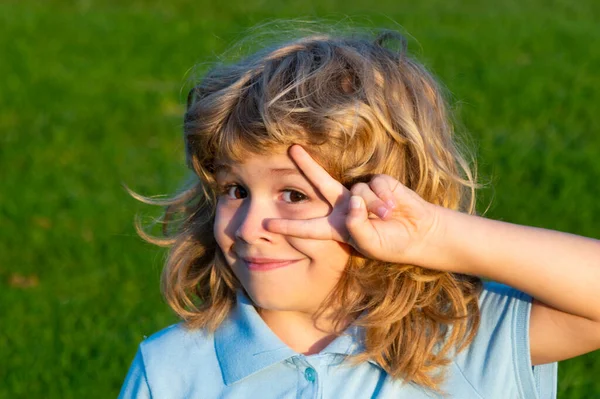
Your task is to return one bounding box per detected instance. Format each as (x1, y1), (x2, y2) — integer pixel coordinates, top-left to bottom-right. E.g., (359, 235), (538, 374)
(346, 195), (377, 250)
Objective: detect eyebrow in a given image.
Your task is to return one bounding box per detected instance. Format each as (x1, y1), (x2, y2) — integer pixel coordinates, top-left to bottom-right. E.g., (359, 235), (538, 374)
(269, 168), (302, 177)
(214, 165), (303, 178)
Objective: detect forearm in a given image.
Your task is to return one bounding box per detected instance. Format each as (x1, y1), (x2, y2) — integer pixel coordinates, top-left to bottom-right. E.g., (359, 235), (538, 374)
(422, 207), (600, 322)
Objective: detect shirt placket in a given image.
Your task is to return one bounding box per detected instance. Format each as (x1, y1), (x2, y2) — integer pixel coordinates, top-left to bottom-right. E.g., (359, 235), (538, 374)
(290, 355), (321, 399)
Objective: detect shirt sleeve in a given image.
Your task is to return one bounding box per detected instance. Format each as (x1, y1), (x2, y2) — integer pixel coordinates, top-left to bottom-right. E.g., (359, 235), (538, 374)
(118, 347), (152, 399)
(453, 281), (558, 399)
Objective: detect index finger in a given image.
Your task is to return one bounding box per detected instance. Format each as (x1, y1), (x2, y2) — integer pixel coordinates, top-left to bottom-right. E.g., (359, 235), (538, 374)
(265, 215), (348, 243)
(288, 144), (350, 206)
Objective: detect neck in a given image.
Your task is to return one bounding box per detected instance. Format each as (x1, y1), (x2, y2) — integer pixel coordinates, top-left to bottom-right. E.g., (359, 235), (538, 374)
(257, 307), (354, 355)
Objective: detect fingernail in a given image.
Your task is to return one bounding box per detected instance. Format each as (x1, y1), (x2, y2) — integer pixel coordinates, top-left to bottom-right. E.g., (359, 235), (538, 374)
(386, 200), (396, 209)
(377, 206), (388, 218)
(350, 196), (361, 209)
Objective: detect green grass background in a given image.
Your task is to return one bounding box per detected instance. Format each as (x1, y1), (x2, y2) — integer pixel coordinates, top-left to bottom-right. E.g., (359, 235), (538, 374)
(1, 0), (599, 397)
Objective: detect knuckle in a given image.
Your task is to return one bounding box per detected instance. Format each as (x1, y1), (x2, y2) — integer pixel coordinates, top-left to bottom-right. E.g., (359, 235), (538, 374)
(371, 174), (397, 194)
(368, 182), (388, 197)
(351, 182), (369, 195)
(369, 175), (386, 187)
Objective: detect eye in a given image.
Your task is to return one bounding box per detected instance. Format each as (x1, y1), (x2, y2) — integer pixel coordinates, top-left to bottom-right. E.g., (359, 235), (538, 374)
(282, 189), (308, 203)
(221, 184), (247, 200)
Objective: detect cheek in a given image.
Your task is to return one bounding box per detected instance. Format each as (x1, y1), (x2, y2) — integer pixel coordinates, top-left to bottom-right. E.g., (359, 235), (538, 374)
(288, 237), (351, 272)
(213, 204), (233, 248)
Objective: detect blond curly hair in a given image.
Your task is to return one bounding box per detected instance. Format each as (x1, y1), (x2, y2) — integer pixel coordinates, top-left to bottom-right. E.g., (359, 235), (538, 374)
(132, 27), (482, 393)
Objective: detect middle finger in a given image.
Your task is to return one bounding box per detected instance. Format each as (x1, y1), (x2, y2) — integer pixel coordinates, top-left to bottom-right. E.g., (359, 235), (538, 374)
(351, 182), (392, 220)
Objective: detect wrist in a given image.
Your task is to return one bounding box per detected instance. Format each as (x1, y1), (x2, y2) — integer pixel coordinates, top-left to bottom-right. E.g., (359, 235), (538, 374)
(403, 205), (470, 274)
(401, 202), (444, 266)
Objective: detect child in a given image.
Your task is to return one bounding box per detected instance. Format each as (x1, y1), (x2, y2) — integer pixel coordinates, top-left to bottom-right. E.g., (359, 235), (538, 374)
(119, 28), (600, 398)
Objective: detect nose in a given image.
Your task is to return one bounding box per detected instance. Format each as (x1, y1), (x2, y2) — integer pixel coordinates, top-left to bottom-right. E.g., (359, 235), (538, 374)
(234, 198), (274, 245)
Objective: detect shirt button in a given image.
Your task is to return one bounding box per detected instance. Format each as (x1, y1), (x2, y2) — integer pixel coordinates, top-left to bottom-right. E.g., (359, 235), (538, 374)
(304, 367), (316, 382)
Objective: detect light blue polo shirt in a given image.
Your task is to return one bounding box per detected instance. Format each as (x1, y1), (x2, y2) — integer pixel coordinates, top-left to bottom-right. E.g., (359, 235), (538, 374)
(118, 282), (557, 398)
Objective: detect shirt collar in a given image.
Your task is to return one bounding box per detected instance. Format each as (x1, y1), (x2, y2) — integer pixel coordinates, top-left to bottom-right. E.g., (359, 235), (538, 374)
(214, 290), (379, 385)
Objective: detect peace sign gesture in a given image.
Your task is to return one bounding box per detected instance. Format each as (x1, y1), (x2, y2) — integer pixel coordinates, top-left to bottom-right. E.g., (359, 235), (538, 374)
(265, 145), (441, 265)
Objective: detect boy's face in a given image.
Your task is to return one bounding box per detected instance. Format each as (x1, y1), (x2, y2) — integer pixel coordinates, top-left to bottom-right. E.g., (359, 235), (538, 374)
(213, 148), (351, 316)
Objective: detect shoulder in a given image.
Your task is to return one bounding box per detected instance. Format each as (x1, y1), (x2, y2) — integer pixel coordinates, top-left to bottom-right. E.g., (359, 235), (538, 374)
(140, 322), (211, 351)
(138, 322), (216, 366)
(450, 281), (557, 399)
(478, 280), (528, 306)
(139, 323), (222, 383)
(476, 281), (532, 331)
(119, 323), (224, 398)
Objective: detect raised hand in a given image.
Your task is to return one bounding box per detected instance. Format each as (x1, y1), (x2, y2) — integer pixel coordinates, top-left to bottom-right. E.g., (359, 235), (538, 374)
(265, 145), (441, 265)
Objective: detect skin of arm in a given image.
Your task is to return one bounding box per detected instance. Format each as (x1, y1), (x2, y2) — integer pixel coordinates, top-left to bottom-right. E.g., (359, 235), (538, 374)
(408, 207), (600, 365)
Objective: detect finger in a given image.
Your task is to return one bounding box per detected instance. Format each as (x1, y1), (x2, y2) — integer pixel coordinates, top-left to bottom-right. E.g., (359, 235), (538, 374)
(377, 174), (406, 196)
(265, 216), (347, 242)
(351, 182), (393, 220)
(346, 195), (378, 249)
(288, 144), (350, 206)
(369, 175), (398, 209)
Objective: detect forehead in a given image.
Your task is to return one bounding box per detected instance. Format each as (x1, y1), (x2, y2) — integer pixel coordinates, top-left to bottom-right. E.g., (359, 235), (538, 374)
(214, 151), (303, 178)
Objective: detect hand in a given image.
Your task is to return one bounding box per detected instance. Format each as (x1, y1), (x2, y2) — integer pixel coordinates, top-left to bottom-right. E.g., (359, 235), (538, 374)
(265, 144), (441, 265)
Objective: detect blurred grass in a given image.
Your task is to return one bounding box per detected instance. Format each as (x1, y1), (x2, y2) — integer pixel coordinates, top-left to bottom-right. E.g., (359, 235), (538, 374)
(0, 0), (599, 397)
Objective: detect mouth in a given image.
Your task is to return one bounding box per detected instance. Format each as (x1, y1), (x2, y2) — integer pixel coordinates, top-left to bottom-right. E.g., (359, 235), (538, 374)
(242, 257), (302, 272)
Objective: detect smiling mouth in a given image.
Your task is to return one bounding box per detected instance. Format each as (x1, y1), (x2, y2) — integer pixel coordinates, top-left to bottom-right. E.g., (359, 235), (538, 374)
(243, 258), (301, 272)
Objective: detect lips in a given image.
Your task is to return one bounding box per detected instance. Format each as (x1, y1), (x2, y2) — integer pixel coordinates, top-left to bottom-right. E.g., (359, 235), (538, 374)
(242, 257), (301, 271)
